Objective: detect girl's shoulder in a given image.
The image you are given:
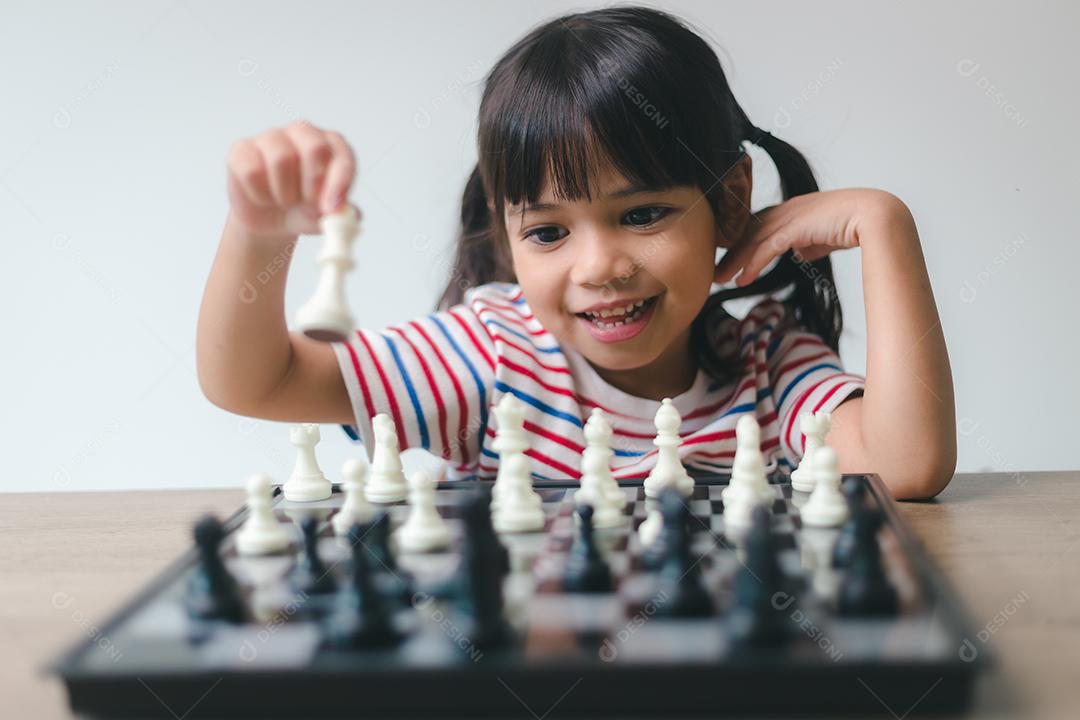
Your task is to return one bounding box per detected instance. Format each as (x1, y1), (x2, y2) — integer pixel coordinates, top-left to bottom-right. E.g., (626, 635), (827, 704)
(462, 281), (523, 308)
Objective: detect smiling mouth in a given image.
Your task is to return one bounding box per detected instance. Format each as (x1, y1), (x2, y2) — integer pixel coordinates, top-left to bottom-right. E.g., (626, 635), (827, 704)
(575, 295), (659, 328)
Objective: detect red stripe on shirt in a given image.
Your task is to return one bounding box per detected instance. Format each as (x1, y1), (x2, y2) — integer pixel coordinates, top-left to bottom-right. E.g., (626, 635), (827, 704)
(343, 340), (376, 427)
(409, 319), (472, 467)
(388, 325), (450, 459)
(497, 356), (577, 401)
(495, 334), (572, 374)
(355, 331), (408, 449)
(784, 375), (856, 453)
(449, 308), (495, 371)
(478, 304), (548, 337)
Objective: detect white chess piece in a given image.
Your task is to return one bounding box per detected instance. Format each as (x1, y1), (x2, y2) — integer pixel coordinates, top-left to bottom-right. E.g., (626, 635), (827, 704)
(643, 398), (694, 498)
(294, 205), (360, 342)
(799, 446), (848, 528)
(492, 454), (545, 533)
(722, 415), (775, 507)
(573, 408), (624, 528)
(236, 473), (290, 555)
(366, 414), (408, 503)
(395, 470), (452, 552)
(491, 394), (529, 509)
(791, 411), (832, 493)
(722, 416), (777, 533)
(638, 505), (663, 547)
(283, 424), (332, 502)
(332, 459), (375, 536)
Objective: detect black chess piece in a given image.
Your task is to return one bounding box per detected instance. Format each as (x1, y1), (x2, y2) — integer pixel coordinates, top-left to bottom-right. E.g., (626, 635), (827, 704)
(367, 510), (415, 605)
(185, 515), (246, 624)
(563, 504), (615, 593)
(292, 516), (338, 598)
(640, 501), (668, 571)
(831, 477), (867, 568)
(323, 523), (402, 649)
(835, 507), (899, 617)
(456, 485), (513, 648)
(728, 505), (791, 645)
(653, 489), (713, 617)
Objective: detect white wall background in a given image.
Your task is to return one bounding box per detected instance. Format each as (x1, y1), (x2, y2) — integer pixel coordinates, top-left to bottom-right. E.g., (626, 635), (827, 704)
(2, 0), (1075, 493)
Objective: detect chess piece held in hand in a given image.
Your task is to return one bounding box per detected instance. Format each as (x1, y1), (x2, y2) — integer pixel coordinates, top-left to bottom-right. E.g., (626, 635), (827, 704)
(295, 205), (361, 343)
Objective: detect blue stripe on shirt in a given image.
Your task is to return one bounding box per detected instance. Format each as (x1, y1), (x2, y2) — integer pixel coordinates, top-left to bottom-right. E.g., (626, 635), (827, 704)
(776, 363), (842, 408)
(431, 315), (488, 459)
(383, 333), (429, 450)
(484, 319), (563, 354)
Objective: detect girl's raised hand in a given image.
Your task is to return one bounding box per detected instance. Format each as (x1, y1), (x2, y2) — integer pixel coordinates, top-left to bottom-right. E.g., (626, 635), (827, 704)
(714, 188), (897, 287)
(226, 122), (358, 237)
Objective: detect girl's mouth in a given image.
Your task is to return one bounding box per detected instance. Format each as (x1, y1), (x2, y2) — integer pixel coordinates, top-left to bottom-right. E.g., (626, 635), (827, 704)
(575, 295), (660, 343)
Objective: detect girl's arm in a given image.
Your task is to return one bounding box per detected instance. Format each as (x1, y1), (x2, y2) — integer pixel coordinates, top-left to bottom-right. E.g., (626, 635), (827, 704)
(196, 123), (357, 425)
(716, 189), (956, 499)
(196, 213), (353, 425)
(828, 193), (956, 499)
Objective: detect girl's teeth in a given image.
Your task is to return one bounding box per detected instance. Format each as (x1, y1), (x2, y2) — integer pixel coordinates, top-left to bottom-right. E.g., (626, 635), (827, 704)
(587, 298), (651, 327)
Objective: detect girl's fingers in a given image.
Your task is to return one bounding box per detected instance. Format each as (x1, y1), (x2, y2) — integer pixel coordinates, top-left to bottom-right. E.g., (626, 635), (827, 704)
(253, 130), (301, 208)
(284, 122), (333, 212)
(735, 224), (795, 286)
(227, 139), (273, 207)
(714, 206), (789, 283)
(714, 239), (755, 283)
(320, 131), (357, 214)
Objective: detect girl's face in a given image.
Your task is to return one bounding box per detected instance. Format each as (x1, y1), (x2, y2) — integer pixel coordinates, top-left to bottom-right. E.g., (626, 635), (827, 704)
(504, 162), (729, 397)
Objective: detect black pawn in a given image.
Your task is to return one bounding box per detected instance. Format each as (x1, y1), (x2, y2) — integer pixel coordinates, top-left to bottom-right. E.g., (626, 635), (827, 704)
(831, 477), (867, 568)
(457, 486), (513, 648)
(836, 507), (898, 617)
(324, 523), (402, 649)
(563, 504), (614, 593)
(367, 510), (414, 605)
(293, 516), (337, 597)
(185, 515), (246, 624)
(653, 489), (713, 617)
(729, 506), (790, 645)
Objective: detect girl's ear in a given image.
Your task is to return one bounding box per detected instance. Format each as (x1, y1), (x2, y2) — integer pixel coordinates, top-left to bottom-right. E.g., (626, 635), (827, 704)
(713, 153), (754, 250)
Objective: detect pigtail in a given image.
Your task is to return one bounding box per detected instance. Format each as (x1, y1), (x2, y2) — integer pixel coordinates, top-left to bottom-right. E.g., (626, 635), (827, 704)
(436, 164), (515, 311)
(707, 125), (843, 353)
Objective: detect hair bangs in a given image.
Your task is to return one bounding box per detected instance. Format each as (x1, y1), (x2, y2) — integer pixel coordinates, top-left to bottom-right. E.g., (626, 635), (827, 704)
(479, 19), (708, 227)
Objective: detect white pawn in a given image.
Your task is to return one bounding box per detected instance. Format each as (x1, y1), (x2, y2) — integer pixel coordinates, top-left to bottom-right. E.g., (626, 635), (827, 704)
(283, 424), (332, 502)
(332, 459), (375, 536)
(492, 454), (545, 533)
(722, 415), (775, 507)
(791, 411), (832, 493)
(799, 446), (848, 528)
(236, 473), (291, 556)
(395, 470), (452, 552)
(366, 414), (408, 503)
(644, 398), (694, 498)
(574, 409), (624, 528)
(638, 505), (663, 548)
(294, 205), (360, 343)
(491, 394), (529, 508)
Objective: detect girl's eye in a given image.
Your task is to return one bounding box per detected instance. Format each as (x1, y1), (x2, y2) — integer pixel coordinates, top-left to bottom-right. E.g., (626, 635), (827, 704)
(623, 206), (672, 227)
(522, 206), (672, 245)
(524, 226), (567, 245)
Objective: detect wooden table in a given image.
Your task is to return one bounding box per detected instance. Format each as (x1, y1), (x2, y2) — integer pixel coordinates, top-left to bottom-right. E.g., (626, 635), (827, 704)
(2, 472), (1077, 719)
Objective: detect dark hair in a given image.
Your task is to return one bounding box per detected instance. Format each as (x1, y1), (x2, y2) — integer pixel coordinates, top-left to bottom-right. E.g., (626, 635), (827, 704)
(437, 5), (843, 383)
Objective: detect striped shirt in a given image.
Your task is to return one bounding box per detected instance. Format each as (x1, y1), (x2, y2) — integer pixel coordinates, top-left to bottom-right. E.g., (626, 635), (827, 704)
(332, 282), (865, 480)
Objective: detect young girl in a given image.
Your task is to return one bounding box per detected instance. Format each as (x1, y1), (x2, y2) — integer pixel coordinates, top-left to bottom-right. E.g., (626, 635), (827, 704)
(198, 6), (955, 500)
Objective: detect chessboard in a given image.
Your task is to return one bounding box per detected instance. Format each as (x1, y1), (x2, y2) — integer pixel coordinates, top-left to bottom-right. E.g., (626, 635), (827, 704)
(52, 472), (986, 718)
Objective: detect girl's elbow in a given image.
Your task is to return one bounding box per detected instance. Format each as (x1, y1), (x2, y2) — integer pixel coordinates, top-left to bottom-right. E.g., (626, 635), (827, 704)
(892, 448), (957, 500)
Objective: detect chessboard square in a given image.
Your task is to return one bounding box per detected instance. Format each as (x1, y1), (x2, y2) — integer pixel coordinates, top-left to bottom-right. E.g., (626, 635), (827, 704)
(527, 595), (624, 631)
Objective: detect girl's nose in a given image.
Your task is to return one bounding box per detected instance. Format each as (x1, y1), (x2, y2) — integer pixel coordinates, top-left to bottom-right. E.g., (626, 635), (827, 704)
(569, 231), (638, 288)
